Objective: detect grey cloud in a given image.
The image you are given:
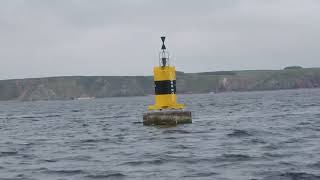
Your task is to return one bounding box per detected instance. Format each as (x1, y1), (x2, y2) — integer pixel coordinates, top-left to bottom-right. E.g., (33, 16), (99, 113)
(0, 0), (319, 79)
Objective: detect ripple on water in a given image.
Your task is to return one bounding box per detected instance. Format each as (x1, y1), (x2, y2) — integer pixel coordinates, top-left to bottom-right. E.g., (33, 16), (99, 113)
(41, 159), (58, 163)
(248, 138), (266, 144)
(122, 159), (166, 166)
(262, 172), (320, 180)
(12, 173), (36, 180)
(171, 144), (193, 149)
(79, 138), (110, 143)
(162, 129), (191, 134)
(182, 157), (215, 164)
(17, 114), (61, 119)
(40, 168), (85, 176)
(132, 121), (143, 124)
(307, 162), (320, 169)
(183, 171), (218, 178)
(20, 154), (38, 160)
(216, 154), (252, 162)
(39, 155), (92, 163)
(263, 152), (291, 159)
(21, 116), (38, 119)
(86, 172), (126, 179)
(45, 114), (61, 118)
(262, 143), (280, 150)
(10, 177), (36, 180)
(315, 113), (320, 118)
(71, 109), (81, 112)
(0, 151), (18, 157)
(1, 89), (320, 179)
(227, 129), (252, 137)
(298, 121), (312, 126)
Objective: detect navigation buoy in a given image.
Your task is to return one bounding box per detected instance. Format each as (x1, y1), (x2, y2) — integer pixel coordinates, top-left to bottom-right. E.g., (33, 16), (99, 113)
(143, 36), (192, 126)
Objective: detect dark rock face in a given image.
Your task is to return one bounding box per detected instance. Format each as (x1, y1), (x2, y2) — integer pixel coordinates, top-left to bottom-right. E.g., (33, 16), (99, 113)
(0, 76), (154, 101)
(1, 68), (320, 101)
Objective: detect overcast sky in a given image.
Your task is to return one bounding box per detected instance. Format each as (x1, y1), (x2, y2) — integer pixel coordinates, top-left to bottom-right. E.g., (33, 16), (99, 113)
(0, 0), (319, 79)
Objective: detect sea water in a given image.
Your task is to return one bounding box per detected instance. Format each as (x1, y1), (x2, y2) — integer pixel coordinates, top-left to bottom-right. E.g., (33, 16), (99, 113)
(0, 89), (320, 180)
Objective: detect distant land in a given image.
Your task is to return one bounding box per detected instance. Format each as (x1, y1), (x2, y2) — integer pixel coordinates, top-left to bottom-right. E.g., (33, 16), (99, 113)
(0, 67), (320, 101)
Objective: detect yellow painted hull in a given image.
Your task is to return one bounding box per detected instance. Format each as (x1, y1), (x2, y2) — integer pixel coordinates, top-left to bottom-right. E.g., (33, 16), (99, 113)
(148, 66), (184, 110)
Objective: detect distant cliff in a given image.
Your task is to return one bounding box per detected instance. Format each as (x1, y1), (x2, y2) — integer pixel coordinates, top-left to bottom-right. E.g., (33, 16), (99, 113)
(1, 68), (320, 101)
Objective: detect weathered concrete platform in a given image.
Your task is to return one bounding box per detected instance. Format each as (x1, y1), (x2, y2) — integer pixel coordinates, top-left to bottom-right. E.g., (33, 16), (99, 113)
(143, 111), (192, 126)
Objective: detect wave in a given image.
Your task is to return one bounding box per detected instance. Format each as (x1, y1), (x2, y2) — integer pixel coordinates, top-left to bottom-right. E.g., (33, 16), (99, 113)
(249, 138), (266, 144)
(41, 168), (85, 175)
(0, 151), (18, 157)
(216, 154), (252, 162)
(93, 115), (131, 120)
(9, 114), (62, 119)
(41, 159), (58, 163)
(183, 172), (218, 178)
(21, 116), (38, 119)
(39, 155), (92, 163)
(45, 114), (61, 118)
(307, 161), (320, 169)
(262, 172), (320, 180)
(263, 152), (290, 159)
(162, 129), (191, 134)
(132, 121), (142, 124)
(86, 173), (126, 179)
(227, 129), (252, 137)
(71, 109), (81, 112)
(122, 159), (165, 166)
(262, 143), (279, 150)
(79, 138), (110, 143)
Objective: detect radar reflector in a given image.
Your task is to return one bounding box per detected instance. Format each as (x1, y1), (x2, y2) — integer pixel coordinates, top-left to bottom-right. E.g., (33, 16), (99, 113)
(161, 36), (166, 50)
(161, 36), (166, 43)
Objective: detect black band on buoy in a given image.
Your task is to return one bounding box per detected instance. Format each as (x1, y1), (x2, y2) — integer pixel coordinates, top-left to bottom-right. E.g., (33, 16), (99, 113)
(154, 80), (176, 95)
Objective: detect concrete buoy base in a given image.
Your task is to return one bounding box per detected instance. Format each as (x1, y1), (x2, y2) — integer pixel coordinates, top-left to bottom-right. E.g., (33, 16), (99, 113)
(143, 111), (192, 126)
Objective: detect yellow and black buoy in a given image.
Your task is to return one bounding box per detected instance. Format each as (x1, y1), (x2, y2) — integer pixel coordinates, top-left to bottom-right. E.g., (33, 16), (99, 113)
(143, 36), (192, 126)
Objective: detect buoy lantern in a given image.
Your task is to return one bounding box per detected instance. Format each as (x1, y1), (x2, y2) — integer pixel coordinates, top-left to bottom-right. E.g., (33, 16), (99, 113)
(143, 36), (192, 126)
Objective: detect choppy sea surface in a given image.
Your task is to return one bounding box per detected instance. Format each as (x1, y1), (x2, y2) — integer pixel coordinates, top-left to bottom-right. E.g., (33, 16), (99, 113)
(0, 89), (320, 180)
